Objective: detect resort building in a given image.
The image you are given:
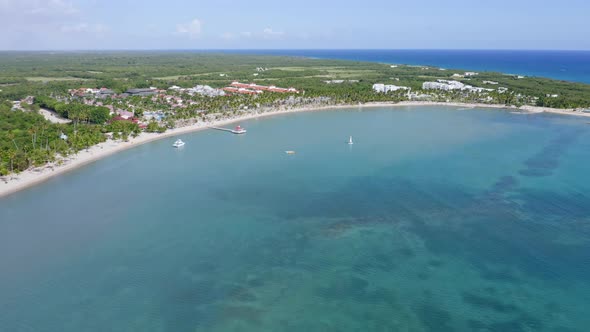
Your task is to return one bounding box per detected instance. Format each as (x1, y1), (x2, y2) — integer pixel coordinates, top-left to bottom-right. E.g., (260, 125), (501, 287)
(68, 87), (115, 98)
(69, 88), (99, 97)
(372, 83), (410, 93)
(222, 87), (263, 95)
(225, 82), (300, 94)
(422, 80), (493, 93)
(423, 80), (466, 91)
(113, 109), (134, 119)
(126, 88), (158, 96)
(187, 85), (226, 97)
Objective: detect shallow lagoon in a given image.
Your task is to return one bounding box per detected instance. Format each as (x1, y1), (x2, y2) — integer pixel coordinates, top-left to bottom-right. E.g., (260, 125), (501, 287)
(1, 106), (589, 331)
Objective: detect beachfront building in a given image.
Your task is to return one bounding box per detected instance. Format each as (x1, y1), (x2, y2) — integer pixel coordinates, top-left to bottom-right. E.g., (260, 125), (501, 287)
(423, 80), (466, 91)
(408, 92), (434, 101)
(422, 80), (493, 93)
(372, 83), (410, 93)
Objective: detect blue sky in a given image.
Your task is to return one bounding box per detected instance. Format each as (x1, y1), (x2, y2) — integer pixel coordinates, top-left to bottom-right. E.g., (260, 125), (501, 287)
(1, 0), (589, 50)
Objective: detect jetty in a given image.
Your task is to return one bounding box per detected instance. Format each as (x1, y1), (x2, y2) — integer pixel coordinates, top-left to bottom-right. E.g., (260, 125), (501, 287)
(209, 125), (247, 134)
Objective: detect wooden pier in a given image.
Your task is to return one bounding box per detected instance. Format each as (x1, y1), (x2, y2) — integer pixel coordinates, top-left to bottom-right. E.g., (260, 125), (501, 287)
(209, 126), (247, 134)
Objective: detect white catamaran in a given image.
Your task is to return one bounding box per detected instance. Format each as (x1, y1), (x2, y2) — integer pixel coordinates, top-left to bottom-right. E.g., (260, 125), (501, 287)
(172, 139), (185, 148)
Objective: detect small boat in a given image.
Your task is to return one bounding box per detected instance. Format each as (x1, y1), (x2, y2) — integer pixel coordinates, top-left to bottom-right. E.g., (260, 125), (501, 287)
(172, 139), (185, 148)
(232, 125), (247, 134)
(347, 136), (354, 145)
(285, 150), (296, 155)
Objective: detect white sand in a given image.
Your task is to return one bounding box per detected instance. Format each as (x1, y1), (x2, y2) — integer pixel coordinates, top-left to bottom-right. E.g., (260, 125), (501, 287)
(1, 101), (588, 198)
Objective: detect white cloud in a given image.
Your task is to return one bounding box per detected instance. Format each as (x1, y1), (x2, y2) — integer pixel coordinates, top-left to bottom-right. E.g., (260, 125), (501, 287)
(262, 28), (284, 39)
(0, 0), (109, 49)
(29, 0), (79, 16)
(0, 0), (78, 18)
(176, 19), (202, 38)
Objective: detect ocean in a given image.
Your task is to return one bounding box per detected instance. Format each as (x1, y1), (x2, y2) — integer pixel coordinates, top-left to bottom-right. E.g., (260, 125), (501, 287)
(218, 49), (590, 84)
(1, 106), (589, 331)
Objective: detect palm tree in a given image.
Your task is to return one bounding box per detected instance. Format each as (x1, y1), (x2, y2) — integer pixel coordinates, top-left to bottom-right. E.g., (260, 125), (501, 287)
(28, 127), (37, 150)
(7, 131), (18, 150)
(8, 150), (17, 173)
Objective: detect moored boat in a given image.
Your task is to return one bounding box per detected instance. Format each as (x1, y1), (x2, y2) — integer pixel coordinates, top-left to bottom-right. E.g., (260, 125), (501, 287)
(232, 125), (247, 134)
(172, 139), (185, 148)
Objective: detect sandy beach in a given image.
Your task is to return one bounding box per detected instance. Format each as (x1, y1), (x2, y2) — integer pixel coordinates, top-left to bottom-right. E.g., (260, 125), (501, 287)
(1, 101), (588, 198)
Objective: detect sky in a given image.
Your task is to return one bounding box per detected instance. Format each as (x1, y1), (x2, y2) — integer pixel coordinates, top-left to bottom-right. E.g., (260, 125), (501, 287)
(1, 0), (589, 50)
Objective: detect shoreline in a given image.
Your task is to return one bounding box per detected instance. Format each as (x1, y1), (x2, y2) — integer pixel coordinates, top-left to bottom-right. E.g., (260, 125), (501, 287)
(1, 101), (588, 198)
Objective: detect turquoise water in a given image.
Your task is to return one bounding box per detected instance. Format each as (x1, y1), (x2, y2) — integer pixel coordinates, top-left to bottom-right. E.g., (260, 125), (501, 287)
(1, 106), (590, 332)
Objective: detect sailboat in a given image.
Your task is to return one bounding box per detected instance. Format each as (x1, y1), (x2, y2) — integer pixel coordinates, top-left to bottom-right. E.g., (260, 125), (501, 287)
(347, 136), (354, 145)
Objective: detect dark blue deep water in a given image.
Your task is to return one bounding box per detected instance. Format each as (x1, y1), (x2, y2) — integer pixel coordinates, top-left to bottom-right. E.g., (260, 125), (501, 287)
(1, 106), (590, 331)
(219, 49), (590, 84)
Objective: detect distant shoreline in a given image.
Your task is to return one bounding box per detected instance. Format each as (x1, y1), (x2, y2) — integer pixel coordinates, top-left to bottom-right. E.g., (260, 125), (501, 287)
(1, 101), (588, 199)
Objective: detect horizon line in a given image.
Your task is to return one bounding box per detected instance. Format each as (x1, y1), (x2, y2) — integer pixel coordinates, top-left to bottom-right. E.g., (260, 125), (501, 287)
(1, 48), (590, 53)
